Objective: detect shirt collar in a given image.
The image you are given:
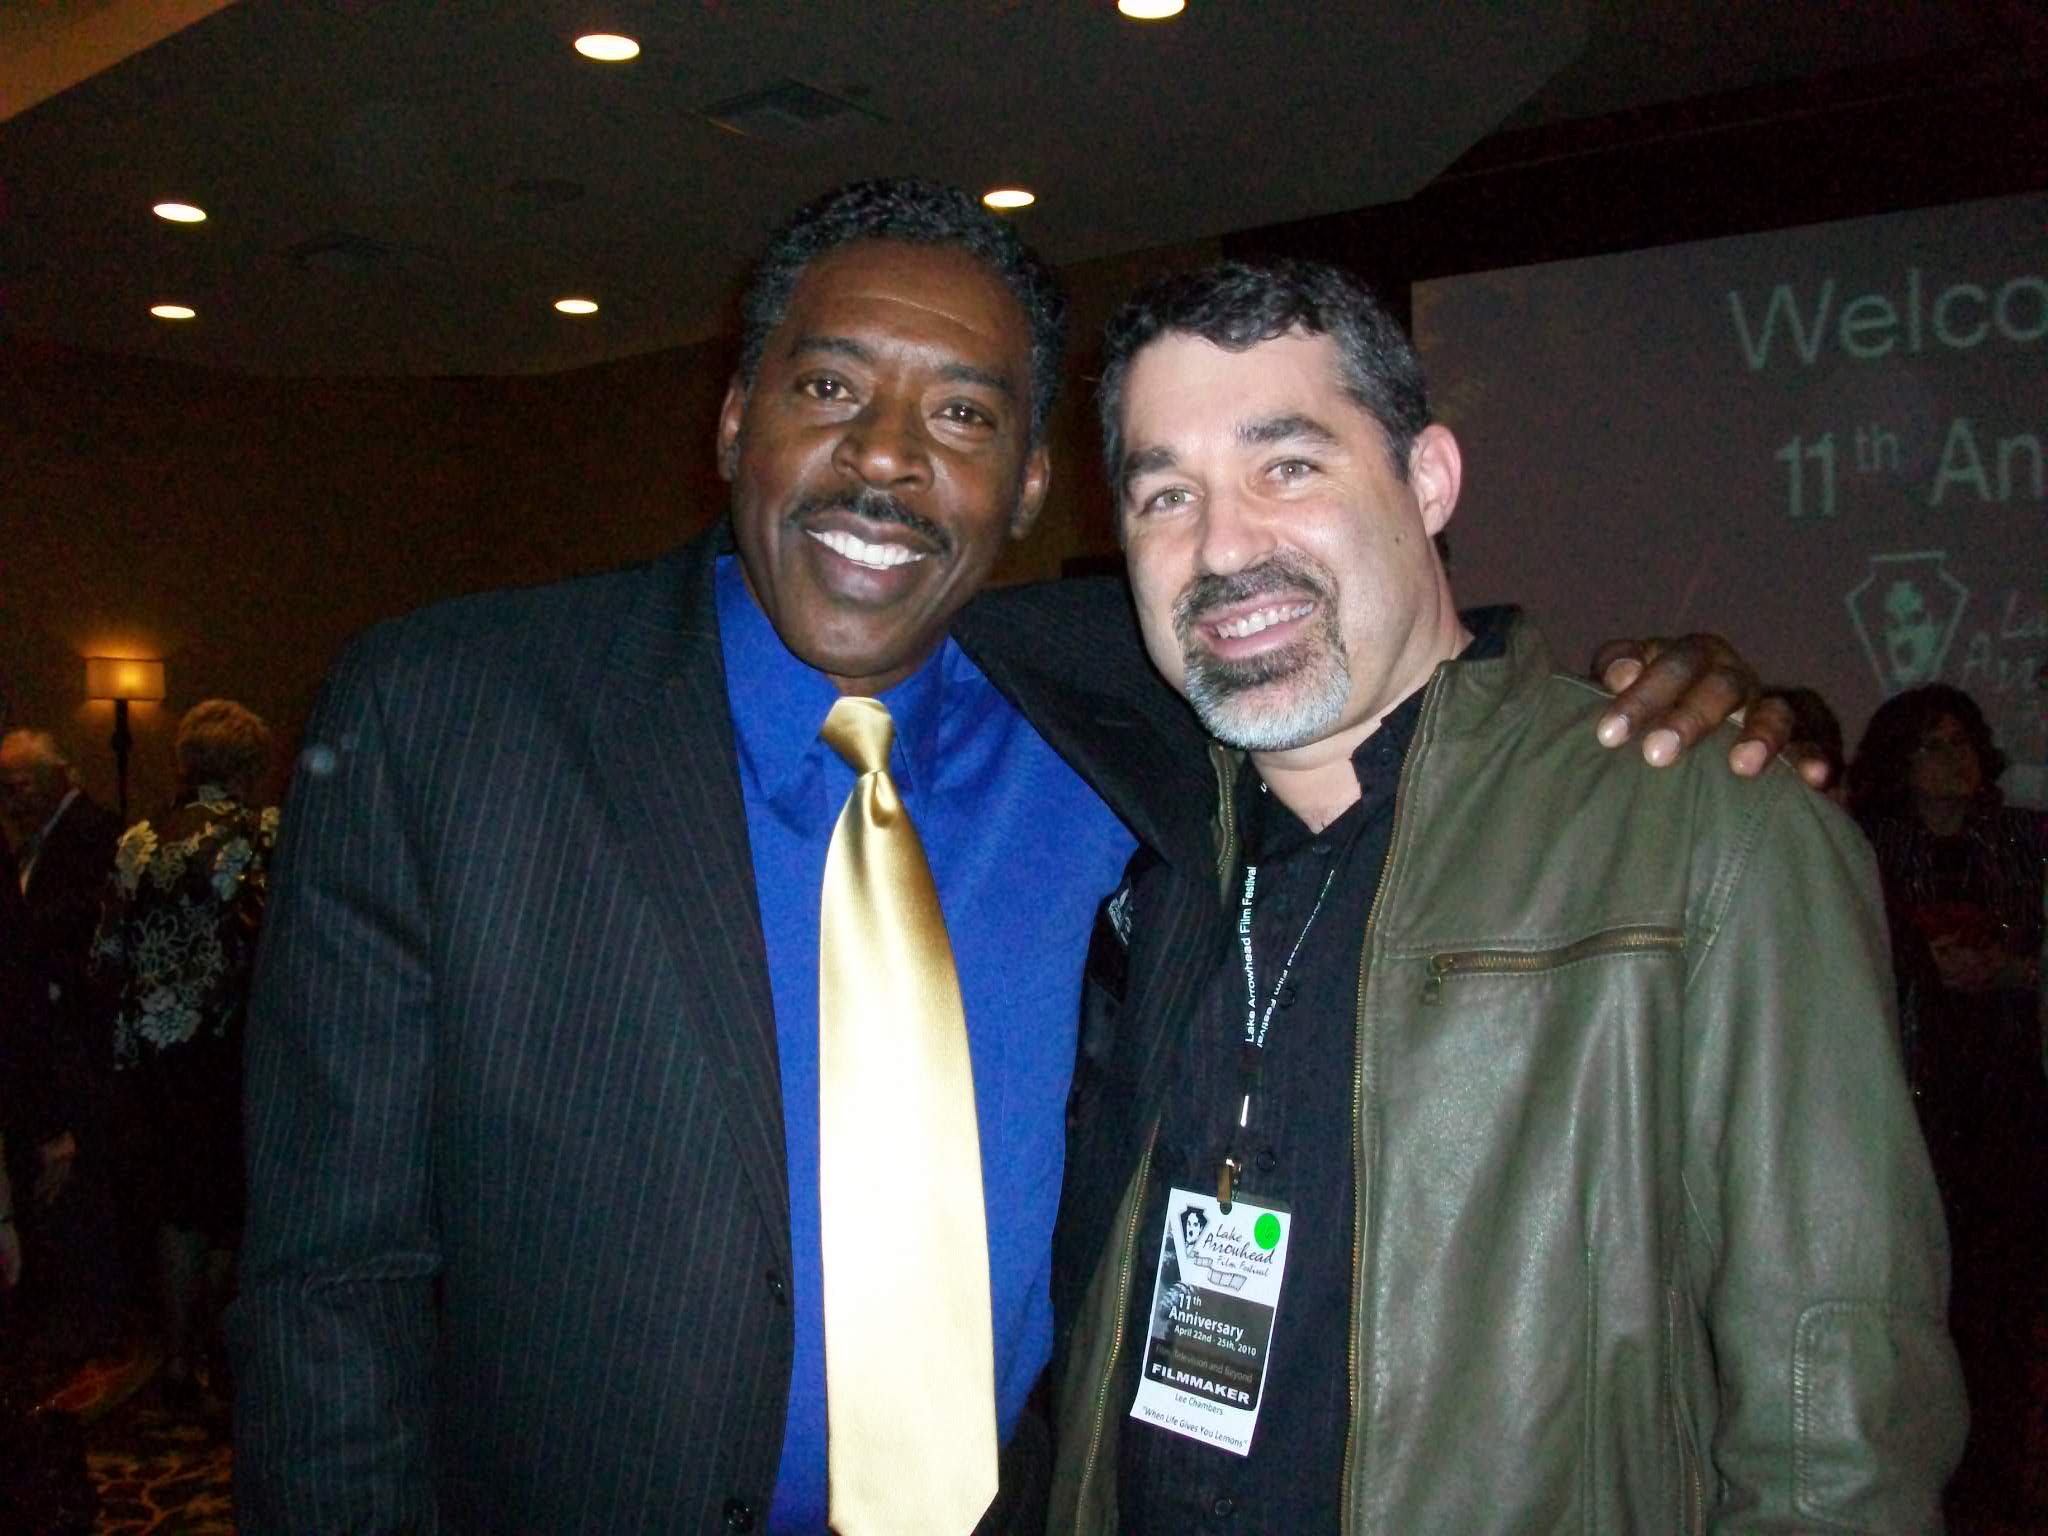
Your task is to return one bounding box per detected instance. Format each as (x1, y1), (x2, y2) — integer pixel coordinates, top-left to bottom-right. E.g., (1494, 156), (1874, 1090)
(40, 787), (81, 843)
(714, 553), (948, 800)
(1240, 606), (1510, 860)
(14, 786), (79, 892)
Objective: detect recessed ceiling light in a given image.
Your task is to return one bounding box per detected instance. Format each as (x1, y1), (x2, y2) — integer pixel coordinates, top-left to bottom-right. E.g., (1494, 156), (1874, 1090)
(150, 304), (197, 320)
(153, 202), (207, 223)
(982, 188), (1036, 211)
(573, 33), (640, 61)
(554, 297), (600, 315)
(1118, 0), (1186, 16)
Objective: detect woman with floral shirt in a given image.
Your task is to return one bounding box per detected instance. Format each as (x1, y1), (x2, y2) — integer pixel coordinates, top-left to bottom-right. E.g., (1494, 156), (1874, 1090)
(91, 698), (277, 1408)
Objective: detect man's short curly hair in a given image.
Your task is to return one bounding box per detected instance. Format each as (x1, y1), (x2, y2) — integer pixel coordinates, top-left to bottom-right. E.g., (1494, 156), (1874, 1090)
(176, 699), (272, 798)
(736, 178), (1068, 444)
(1098, 259), (1431, 514)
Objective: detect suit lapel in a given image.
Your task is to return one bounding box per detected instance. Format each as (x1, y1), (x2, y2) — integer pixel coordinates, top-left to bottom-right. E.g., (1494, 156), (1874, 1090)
(957, 580), (1216, 876)
(593, 531), (791, 1260)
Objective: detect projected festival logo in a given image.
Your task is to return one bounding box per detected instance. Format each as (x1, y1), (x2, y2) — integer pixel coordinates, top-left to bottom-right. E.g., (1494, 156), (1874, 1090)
(1846, 552), (1970, 693)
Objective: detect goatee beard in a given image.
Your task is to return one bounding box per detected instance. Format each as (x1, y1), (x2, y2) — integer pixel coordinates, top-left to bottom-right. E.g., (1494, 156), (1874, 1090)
(1174, 555), (1351, 752)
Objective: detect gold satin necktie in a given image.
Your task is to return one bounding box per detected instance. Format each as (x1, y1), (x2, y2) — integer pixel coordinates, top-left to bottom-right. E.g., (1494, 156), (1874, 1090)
(817, 695), (998, 1536)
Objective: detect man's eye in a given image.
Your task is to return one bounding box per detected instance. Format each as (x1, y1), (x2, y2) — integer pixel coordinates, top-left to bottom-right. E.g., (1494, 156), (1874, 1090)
(798, 377), (850, 401)
(1272, 458), (1316, 482)
(1140, 486), (1193, 515)
(939, 401), (995, 428)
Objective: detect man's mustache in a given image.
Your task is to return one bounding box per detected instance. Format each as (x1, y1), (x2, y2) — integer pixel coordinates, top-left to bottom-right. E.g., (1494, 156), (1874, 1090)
(787, 488), (953, 557)
(1173, 555), (1333, 643)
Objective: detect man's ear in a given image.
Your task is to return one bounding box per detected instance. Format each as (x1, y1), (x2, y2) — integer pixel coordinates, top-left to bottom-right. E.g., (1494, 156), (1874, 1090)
(1408, 423), (1462, 537)
(716, 376), (747, 482)
(1009, 443), (1052, 541)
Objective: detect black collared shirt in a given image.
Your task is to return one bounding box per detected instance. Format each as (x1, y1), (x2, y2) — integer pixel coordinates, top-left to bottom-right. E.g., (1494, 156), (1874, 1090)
(1116, 615), (1505, 1534)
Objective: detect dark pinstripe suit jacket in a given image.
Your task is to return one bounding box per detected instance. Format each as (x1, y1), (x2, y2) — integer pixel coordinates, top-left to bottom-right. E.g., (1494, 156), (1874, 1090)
(231, 523), (1210, 1534)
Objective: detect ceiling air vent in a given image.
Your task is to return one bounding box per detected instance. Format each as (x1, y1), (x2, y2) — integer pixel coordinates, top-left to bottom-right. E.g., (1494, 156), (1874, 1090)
(505, 177), (586, 207)
(702, 80), (882, 146)
(282, 231), (437, 277)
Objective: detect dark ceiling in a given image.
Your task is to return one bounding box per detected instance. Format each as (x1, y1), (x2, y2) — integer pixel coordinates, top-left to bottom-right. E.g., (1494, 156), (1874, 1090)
(0, 0), (2029, 379)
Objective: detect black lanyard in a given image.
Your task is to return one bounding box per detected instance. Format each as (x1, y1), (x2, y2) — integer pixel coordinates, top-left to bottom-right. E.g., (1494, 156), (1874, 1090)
(1219, 854), (1338, 1208)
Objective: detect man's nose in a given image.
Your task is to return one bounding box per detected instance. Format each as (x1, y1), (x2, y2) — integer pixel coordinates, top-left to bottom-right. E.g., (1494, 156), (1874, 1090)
(1194, 486), (1275, 577)
(833, 394), (932, 491)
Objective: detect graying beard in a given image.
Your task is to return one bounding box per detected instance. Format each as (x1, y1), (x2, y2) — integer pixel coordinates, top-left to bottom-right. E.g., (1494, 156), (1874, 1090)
(1182, 621), (1350, 752)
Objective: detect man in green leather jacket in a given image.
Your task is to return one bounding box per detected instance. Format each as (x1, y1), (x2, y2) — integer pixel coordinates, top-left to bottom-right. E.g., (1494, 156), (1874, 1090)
(1049, 260), (1964, 1534)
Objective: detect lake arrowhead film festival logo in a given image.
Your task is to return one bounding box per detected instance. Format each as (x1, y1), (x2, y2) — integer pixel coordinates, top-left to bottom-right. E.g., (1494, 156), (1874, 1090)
(1847, 551), (1969, 691)
(1176, 1203), (1284, 1293)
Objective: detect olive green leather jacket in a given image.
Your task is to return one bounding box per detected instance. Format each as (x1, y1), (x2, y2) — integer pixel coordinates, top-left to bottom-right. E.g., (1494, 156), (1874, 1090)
(1049, 617), (1964, 1535)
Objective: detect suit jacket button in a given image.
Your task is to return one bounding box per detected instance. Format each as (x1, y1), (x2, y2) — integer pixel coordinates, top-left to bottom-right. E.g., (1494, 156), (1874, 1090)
(722, 1497), (756, 1530)
(765, 1267), (788, 1305)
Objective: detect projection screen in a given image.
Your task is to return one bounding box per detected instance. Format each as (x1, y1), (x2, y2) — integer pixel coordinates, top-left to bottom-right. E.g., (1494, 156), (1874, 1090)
(1414, 192), (2044, 805)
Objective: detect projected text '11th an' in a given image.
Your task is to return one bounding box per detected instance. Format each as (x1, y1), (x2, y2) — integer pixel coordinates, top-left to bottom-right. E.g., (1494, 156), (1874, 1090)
(1776, 419), (2044, 521)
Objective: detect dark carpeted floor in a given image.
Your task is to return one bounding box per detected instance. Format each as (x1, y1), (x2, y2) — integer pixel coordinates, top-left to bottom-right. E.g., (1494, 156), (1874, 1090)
(3, 1304), (2042, 1533)
(4, 1318), (231, 1535)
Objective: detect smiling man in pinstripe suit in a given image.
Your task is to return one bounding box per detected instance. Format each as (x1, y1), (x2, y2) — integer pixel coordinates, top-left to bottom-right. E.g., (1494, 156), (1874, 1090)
(230, 181), (1786, 1535)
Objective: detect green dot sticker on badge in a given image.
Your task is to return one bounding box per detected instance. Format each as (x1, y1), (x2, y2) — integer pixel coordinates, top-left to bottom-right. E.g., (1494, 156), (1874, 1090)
(1254, 1212), (1282, 1251)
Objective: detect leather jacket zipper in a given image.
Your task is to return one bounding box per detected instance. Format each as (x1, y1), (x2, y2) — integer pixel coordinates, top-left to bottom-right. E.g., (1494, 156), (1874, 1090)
(1338, 680), (1441, 1529)
(1211, 744), (1241, 906)
(1421, 925), (1684, 1005)
(1074, 1125), (1158, 1519)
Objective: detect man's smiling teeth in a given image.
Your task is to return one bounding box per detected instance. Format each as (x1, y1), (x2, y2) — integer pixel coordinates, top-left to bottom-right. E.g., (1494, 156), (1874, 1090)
(1211, 602), (1313, 640)
(807, 528), (929, 569)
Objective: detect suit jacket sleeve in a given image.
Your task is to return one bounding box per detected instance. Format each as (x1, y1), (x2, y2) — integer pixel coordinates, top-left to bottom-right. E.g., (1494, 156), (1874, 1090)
(233, 633), (442, 1533)
(1685, 773), (1965, 1534)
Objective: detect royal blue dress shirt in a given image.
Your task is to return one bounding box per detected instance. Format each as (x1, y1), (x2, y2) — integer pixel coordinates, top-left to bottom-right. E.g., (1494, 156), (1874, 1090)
(713, 557), (1137, 1532)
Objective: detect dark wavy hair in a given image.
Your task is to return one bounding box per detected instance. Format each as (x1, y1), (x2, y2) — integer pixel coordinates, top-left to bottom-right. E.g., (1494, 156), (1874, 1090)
(736, 178), (1068, 444)
(176, 699), (273, 801)
(1097, 258), (1431, 518)
(1847, 683), (2007, 822)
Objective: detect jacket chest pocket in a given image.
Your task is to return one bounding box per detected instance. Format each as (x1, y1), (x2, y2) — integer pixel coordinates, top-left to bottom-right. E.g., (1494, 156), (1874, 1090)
(1367, 922), (1693, 1531)
(1420, 923), (1685, 1006)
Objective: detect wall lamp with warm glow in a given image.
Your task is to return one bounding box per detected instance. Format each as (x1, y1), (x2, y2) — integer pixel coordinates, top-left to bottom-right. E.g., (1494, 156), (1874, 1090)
(85, 658), (166, 821)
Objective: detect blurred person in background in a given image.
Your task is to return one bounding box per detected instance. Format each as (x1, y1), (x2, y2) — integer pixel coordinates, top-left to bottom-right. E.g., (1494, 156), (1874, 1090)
(0, 728), (126, 1360)
(91, 700), (278, 1412)
(2, 829), (53, 1303)
(1850, 682), (2047, 1525)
